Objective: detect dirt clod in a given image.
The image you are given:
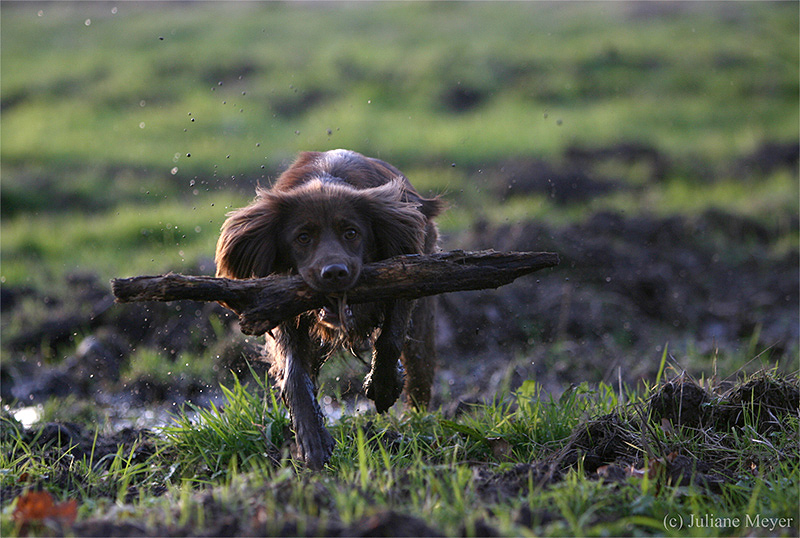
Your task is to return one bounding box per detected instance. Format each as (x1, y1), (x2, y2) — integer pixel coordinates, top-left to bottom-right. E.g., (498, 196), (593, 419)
(648, 378), (711, 428)
(556, 413), (639, 472)
(713, 373), (800, 433)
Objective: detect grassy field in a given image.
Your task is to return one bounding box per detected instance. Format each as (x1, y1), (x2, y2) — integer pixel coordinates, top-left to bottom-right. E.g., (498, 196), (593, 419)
(1, 1), (797, 285)
(2, 368), (798, 536)
(1, 2), (798, 536)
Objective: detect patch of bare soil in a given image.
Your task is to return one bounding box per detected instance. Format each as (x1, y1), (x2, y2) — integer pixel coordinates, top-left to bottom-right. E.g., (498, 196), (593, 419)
(1, 202), (796, 418)
(447, 208), (797, 356)
(432, 206), (797, 408)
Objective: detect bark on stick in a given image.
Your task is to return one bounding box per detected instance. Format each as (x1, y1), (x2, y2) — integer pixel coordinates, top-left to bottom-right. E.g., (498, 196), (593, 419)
(111, 249), (559, 335)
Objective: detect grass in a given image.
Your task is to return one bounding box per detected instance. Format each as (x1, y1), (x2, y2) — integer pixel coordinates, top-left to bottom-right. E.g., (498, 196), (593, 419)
(0, 191), (248, 286)
(2, 163), (796, 289)
(161, 372), (288, 481)
(3, 2), (795, 173)
(0, 2), (797, 536)
(2, 368), (797, 536)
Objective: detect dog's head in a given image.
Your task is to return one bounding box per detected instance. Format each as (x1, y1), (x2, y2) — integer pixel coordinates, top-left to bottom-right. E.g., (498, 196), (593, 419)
(215, 178), (429, 294)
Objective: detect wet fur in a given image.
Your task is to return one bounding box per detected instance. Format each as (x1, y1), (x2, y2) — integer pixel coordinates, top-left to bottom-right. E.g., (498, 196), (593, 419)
(215, 149), (442, 469)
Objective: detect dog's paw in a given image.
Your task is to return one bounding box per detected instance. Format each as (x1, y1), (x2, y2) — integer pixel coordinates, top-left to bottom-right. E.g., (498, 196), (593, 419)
(363, 361), (405, 413)
(295, 423), (336, 471)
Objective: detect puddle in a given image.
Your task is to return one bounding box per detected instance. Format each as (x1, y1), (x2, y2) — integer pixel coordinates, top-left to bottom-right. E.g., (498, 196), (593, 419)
(12, 404), (44, 428)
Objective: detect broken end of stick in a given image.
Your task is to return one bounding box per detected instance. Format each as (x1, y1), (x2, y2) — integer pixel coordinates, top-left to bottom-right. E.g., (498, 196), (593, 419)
(110, 276), (143, 303)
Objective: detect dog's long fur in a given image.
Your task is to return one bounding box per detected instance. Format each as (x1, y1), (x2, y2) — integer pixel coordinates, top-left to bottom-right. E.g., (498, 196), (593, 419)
(215, 149), (443, 469)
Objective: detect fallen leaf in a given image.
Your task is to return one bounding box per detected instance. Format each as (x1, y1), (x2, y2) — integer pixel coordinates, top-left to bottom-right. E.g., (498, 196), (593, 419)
(12, 490), (78, 527)
(596, 464), (632, 481)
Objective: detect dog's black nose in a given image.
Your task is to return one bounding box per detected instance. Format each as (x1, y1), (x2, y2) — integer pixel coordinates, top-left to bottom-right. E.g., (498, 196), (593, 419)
(320, 263), (350, 285)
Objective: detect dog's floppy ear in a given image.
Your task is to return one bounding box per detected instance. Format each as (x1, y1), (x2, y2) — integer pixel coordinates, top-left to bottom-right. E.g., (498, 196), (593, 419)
(366, 156), (445, 221)
(358, 179), (429, 259)
(215, 190), (284, 279)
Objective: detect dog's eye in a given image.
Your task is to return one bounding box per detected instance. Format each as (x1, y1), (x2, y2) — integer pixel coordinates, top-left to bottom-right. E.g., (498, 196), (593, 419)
(343, 228), (359, 241)
(296, 232), (311, 245)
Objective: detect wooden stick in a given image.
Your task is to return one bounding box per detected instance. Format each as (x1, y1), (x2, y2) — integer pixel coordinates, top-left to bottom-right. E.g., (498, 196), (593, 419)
(111, 249), (559, 335)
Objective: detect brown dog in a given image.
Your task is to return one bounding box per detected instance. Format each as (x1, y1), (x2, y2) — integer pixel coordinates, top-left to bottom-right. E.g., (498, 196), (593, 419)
(215, 149), (443, 469)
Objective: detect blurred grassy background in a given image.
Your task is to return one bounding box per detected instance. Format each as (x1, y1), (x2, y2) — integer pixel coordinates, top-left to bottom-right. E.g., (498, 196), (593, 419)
(1, 1), (797, 287)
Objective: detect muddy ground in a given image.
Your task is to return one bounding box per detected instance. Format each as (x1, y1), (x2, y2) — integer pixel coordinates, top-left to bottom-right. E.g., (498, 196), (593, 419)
(2, 141), (798, 417)
(3, 205), (796, 413)
(1, 142), (798, 535)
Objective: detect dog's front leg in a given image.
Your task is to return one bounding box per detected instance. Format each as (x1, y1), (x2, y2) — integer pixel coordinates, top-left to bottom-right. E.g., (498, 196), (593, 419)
(272, 328), (335, 470)
(364, 300), (411, 413)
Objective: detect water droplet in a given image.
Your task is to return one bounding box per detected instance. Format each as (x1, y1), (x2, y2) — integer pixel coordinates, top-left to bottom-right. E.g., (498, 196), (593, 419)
(170, 167), (179, 175)
(84, 18), (91, 26)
